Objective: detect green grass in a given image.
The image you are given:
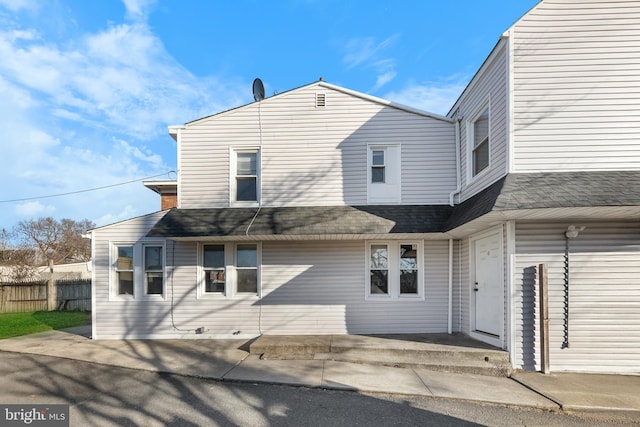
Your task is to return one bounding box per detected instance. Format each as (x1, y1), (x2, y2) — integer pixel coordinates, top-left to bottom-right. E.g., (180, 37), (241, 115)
(0, 311), (90, 339)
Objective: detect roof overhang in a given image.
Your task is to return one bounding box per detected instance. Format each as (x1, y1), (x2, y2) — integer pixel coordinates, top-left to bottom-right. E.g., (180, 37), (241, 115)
(143, 180), (178, 195)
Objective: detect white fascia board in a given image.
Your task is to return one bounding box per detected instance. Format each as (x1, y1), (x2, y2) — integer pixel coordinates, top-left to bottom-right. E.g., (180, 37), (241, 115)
(168, 125), (185, 141)
(318, 81), (454, 124)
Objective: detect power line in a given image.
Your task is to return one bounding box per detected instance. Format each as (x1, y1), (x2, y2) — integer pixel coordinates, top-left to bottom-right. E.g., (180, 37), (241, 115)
(0, 171), (176, 204)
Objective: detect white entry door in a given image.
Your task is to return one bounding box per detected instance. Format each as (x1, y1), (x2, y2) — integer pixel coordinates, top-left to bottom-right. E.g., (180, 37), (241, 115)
(473, 232), (503, 337)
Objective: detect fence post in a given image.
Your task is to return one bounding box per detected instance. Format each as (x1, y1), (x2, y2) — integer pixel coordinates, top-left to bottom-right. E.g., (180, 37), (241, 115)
(47, 259), (56, 311)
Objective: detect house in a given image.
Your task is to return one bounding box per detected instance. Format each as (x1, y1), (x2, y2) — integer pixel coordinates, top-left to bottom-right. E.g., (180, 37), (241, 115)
(90, 0), (640, 374)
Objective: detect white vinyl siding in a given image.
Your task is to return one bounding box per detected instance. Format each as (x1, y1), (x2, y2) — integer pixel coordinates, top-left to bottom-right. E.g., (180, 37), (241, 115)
(451, 42), (509, 202)
(94, 236), (452, 338)
(178, 84), (456, 208)
(513, 222), (640, 373)
(511, 0), (640, 171)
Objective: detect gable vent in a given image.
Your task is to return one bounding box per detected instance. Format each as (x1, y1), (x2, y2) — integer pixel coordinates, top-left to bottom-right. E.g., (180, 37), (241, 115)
(315, 93), (326, 108)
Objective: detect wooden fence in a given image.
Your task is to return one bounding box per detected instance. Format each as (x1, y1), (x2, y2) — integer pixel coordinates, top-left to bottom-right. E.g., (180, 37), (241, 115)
(0, 279), (91, 313)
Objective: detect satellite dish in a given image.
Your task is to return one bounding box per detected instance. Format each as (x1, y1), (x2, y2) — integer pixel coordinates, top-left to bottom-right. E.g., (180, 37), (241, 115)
(253, 78), (265, 101)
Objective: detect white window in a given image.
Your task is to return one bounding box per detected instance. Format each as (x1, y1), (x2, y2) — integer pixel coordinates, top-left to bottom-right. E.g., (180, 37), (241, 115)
(371, 150), (385, 183)
(203, 244), (226, 294)
(144, 245), (164, 296)
(231, 149), (260, 206)
(111, 241), (166, 300)
(236, 244), (258, 294)
(471, 106), (490, 177)
(367, 145), (400, 204)
(198, 242), (261, 298)
(366, 241), (423, 299)
(115, 245), (134, 296)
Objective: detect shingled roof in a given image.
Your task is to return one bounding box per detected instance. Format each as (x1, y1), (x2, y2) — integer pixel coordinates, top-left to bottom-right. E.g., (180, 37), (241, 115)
(147, 171), (640, 238)
(445, 171), (640, 230)
(147, 205), (453, 238)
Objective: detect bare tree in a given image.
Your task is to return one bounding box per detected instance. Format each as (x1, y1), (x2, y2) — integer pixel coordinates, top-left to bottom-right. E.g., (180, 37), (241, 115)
(12, 217), (94, 309)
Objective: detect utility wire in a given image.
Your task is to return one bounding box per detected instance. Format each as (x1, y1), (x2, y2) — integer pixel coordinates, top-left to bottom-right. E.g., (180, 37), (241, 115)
(0, 171), (176, 204)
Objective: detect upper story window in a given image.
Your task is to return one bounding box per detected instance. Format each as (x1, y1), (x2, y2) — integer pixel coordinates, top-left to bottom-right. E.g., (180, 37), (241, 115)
(471, 107), (490, 177)
(371, 150), (385, 183)
(236, 151), (258, 202)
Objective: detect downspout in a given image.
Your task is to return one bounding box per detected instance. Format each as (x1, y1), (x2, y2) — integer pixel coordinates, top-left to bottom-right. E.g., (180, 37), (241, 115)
(449, 115), (462, 206)
(448, 238), (453, 334)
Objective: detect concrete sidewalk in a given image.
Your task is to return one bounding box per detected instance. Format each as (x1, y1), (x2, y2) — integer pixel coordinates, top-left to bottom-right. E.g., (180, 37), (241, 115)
(0, 326), (639, 416)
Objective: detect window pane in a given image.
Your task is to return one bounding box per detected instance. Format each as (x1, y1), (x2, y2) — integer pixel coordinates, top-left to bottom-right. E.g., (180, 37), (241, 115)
(117, 246), (133, 270)
(400, 270), (418, 294)
(145, 246), (163, 271)
(473, 139), (489, 175)
(371, 166), (385, 183)
(237, 269), (257, 293)
(237, 244), (257, 267)
(205, 269), (225, 293)
(237, 152), (256, 175)
(118, 271), (134, 295)
(236, 177), (257, 201)
(474, 108), (489, 148)
(204, 245), (225, 268)
(400, 244), (417, 269)
(370, 245), (388, 269)
(370, 270), (388, 294)
(372, 150), (385, 166)
(146, 272), (163, 294)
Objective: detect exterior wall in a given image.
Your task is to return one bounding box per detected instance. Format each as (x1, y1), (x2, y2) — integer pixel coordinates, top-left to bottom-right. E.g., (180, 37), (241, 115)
(94, 234), (454, 338)
(511, 0), (640, 171)
(513, 222), (640, 373)
(451, 41), (509, 202)
(179, 84), (456, 208)
(92, 212), (172, 339)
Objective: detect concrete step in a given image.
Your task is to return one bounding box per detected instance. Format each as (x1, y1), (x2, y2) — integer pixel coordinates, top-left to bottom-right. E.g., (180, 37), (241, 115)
(250, 333), (512, 377)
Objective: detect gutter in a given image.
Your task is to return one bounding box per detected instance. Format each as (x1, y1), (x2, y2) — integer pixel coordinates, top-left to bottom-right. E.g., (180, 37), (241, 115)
(449, 115), (462, 206)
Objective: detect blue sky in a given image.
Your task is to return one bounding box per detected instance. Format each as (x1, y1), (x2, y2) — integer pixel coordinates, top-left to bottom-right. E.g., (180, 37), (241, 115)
(0, 0), (539, 229)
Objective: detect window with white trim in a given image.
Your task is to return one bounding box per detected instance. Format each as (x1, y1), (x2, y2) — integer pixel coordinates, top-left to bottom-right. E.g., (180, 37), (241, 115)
(111, 241), (166, 300)
(367, 241), (423, 299)
(471, 107), (490, 177)
(115, 245), (134, 296)
(203, 244), (225, 294)
(144, 245), (164, 296)
(371, 150), (385, 183)
(232, 149), (260, 205)
(236, 244), (258, 294)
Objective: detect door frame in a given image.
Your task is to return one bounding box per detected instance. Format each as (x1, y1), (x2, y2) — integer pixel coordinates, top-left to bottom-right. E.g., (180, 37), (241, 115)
(469, 226), (505, 348)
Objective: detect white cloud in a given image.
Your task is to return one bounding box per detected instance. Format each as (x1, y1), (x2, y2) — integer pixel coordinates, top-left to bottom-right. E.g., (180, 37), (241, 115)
(384, 75), (471, 116)
(122, 0), (156, 21)
(342, 34), (400, 91)
(14, 201), (56, 217)
(0, 0), (36, 12)
(0, 2), (249, 228)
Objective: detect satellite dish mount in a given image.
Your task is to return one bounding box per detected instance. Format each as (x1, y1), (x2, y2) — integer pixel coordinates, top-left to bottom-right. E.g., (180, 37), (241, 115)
(253, 78), (265, 102)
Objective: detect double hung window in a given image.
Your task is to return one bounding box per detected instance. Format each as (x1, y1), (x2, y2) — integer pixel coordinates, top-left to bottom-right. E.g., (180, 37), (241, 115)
(203, 244), (226, 294)
(472, 107), (490, 176)
(115, 245), (134, 296)
(144, 246), (164, 295)
(233, 149), (259, 204)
